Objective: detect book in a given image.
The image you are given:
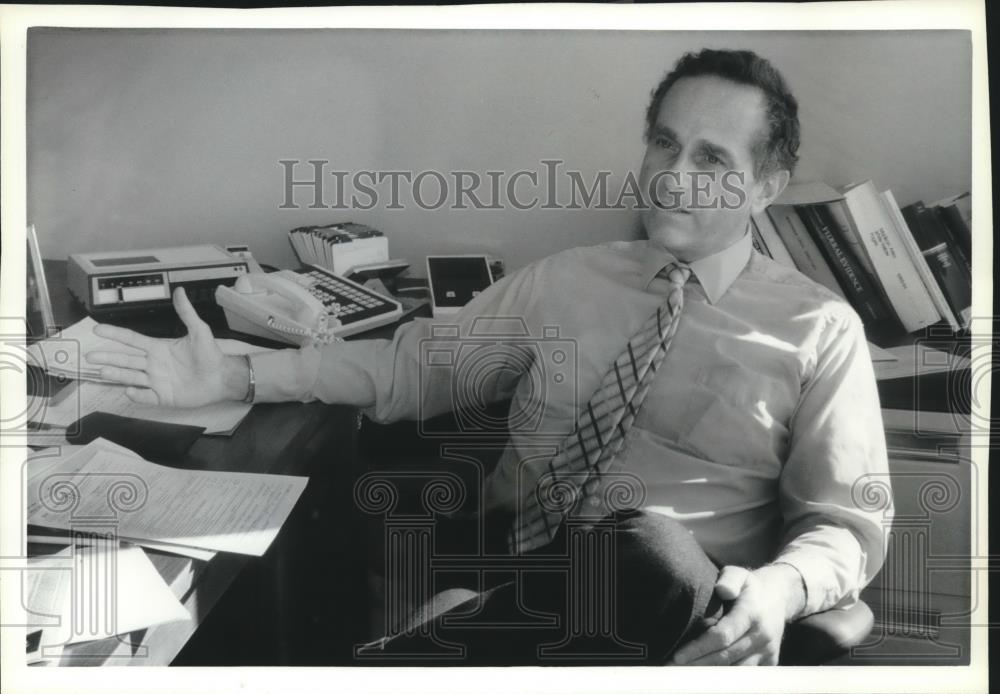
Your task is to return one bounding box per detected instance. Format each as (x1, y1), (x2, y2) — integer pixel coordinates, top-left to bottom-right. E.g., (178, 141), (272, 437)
(901, 200), (972, 329)
(840, 180), (942, 333)
(749, 218), (770, 256)
(824, 198), (878, 278)
(766, 204), (846, 299)
(930, 192), (972, 259)
(881, 190), (959, 331)
(751, 211), (797, 268)
(795, 203), (899, 328)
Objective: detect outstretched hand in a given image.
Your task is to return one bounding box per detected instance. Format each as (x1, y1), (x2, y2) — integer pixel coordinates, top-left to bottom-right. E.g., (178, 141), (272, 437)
(86, 287), (244, 407)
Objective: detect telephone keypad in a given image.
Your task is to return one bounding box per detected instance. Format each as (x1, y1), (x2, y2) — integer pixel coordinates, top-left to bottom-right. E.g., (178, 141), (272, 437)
(303, 269), (399, 326)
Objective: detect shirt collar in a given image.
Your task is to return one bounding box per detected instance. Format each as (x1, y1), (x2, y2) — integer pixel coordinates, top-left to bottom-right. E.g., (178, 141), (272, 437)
(640, 230), (752, 304)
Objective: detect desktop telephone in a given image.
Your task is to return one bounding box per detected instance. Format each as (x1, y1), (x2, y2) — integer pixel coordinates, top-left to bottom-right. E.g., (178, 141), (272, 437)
(215, 266), (402, 345)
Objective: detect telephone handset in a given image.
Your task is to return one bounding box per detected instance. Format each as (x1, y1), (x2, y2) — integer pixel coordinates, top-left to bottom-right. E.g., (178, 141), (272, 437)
(215, 270), (336, 346)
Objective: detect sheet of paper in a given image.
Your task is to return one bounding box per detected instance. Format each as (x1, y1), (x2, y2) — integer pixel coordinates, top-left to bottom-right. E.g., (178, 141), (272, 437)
(27, 532), (216, 562)
(27, 316), (143, 383)
(36, 380), (252, 435)
(26, 544), (190, 648)
(28, 438), (308, 556)
(29, 446), (217, 561)
(873, 343), (970, 381)
(25, 547), (73, 662)
(867, 341), (898, 363)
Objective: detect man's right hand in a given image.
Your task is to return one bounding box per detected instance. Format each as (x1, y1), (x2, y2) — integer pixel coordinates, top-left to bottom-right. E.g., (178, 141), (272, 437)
(85, 287), (249, 408)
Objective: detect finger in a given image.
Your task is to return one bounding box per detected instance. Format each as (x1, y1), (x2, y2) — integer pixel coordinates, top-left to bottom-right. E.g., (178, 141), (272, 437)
(683, 632), (759, 666)
(86, 350), (148, 371)
(672, 603), (754, 665)
(124, 386), (160, 406)
(93, 323), (154, 351)
(97, 366), (152, 389)
(715, 565), (752, 601)
(734, 653), (764, 666)
(173, 287), (208, 337)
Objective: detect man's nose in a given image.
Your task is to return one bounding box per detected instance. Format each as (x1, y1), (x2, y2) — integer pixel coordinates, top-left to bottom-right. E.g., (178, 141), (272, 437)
(668, 151), (700, 185)
(658, 154), (695, 207)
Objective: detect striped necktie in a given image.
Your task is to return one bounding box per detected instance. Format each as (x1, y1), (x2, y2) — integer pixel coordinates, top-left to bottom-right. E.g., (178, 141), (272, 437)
(510, 262), (692, 553)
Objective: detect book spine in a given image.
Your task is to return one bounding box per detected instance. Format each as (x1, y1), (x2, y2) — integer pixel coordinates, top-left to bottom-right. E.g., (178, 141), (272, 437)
(824, 200), (877, 277)
(902, 202), (972, 328)
(935, 203), (973, 271)
(881, 191), (953, 331)
(823, 198), (900, 323)
(795, 204), (898, 328)
(841, 183), (941, 332)
(751, 211), (797, 268)
(750, 218), (771, 257)
(766, 205), (846, 299)
(287, 229), (308, 265)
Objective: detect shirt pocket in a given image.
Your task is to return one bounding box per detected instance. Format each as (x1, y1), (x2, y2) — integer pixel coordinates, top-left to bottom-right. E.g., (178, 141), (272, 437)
(677, 364), (791, 473)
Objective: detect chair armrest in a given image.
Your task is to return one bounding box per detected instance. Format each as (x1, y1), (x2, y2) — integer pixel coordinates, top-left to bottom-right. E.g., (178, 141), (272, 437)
(779, 600), (874, 665)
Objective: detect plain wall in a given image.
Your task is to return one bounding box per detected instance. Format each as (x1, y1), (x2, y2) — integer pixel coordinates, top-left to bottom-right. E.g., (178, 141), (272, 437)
(27, 29), (971, 272)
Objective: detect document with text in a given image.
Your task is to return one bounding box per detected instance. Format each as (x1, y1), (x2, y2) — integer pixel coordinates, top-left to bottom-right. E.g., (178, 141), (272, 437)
(25, 543), (190, 657)
(27, 438), (308, 556)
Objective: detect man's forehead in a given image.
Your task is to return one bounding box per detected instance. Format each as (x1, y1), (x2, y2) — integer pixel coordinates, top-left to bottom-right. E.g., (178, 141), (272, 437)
(654, 75), (767, 150)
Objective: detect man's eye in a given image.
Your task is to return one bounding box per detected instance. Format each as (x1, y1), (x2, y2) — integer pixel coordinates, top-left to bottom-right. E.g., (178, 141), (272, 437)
(656, 137), (678, 151)
(704, 153), (723, 166)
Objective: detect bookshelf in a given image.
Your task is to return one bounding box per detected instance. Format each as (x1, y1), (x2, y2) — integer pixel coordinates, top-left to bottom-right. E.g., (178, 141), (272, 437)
(752, 177), (977, 664)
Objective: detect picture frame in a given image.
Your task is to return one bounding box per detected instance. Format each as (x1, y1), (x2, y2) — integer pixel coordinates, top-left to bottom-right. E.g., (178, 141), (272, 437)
(26, 223), (56, 341)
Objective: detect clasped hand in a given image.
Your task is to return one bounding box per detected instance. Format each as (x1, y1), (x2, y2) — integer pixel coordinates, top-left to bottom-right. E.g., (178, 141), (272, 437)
(85, 287), (234, 407)
(669, 564), (800, 666)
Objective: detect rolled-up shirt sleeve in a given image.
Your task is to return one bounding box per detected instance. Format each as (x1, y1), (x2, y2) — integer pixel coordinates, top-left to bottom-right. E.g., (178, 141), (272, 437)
(773, 307), (893, 615)
(249, 262), (544, 423)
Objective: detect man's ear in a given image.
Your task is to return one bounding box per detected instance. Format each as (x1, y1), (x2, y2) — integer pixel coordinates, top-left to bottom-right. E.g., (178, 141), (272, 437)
(750, 168), (790, 215)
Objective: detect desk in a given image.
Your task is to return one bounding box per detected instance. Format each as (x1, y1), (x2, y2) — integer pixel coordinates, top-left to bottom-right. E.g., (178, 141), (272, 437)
(31, 261), (372, 665)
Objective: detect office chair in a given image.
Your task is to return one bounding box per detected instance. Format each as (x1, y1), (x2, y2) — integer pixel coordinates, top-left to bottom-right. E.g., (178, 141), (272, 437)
(356, 407), (874, 665)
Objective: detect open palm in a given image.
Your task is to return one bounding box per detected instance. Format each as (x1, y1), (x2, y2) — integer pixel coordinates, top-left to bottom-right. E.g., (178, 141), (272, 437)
(86, 288), (233, 408)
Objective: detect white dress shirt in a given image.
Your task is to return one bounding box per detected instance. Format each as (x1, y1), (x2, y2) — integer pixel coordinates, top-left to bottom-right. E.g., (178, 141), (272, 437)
(252, 232), (892, 615)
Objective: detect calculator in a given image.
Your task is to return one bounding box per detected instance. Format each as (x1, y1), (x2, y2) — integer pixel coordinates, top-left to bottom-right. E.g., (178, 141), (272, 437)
(301, 264), (403, 337)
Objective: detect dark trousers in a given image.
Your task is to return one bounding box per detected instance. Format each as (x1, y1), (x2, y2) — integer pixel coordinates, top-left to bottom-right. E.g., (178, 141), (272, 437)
(360, 509), (724, 665)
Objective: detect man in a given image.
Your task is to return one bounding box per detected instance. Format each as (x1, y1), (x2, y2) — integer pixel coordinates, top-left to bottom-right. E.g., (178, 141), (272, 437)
(86, 48), (890, 665)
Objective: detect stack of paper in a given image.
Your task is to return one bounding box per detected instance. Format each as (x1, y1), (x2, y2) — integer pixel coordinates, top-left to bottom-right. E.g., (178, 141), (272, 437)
(25, 543), (191, 664)
(27, 438), (308, 557)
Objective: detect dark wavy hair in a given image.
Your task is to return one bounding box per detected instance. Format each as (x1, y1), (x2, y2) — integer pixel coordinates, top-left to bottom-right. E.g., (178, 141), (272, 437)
(645, 48), (800, 177)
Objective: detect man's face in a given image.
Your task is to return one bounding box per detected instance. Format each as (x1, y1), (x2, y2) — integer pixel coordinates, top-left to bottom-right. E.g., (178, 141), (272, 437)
(638, 75), (787, 262)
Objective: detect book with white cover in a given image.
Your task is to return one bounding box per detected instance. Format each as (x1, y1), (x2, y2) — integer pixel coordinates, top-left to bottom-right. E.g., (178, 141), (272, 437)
(881, 189), (959, 331)
(841, 180), (941, 332)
